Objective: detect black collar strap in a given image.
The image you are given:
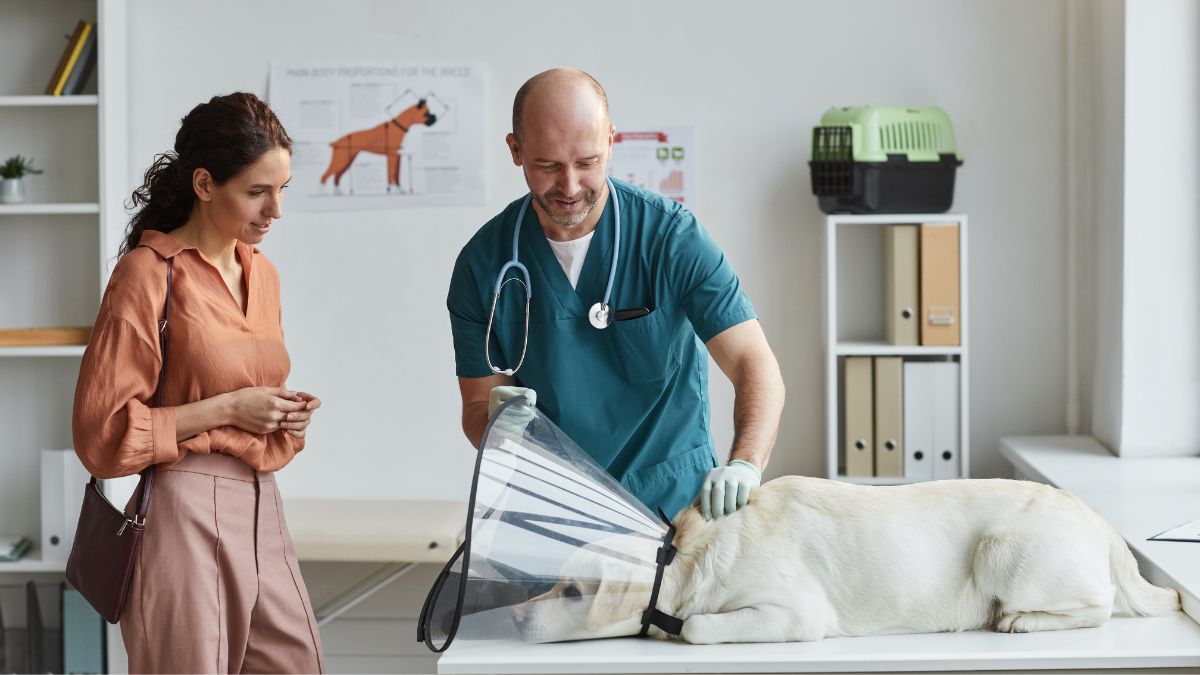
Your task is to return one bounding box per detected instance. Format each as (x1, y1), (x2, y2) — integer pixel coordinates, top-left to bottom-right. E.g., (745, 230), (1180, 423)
(639, 509), (684, 637)
(391, 119), (410, 132)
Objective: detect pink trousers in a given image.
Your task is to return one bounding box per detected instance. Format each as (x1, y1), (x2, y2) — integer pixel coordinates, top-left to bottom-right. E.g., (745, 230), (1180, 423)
(121, 453), (326, 673)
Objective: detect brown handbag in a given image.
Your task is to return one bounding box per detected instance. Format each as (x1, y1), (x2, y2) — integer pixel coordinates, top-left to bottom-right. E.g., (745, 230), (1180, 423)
(66, 259), (172, 624)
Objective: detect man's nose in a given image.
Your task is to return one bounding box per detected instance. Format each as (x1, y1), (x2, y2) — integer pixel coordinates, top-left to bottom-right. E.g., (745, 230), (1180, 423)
(558, 167), (582, 197)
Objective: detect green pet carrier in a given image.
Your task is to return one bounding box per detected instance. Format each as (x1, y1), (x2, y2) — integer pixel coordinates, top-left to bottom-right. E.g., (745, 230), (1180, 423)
(809, 106), (963, 214)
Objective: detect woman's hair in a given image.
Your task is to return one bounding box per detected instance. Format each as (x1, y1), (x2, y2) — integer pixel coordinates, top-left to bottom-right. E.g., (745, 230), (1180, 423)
(120, 92), (292, 256)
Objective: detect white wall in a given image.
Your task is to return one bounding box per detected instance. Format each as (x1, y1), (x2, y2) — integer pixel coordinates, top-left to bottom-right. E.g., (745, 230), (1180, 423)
(1116, 0), (1200, 456)
(126, 0), (1070, 498)
(120, 0), (1070, 670)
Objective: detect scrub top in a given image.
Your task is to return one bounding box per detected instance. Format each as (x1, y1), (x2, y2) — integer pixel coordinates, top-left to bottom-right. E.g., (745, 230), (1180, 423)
(447, 178), (756, 518)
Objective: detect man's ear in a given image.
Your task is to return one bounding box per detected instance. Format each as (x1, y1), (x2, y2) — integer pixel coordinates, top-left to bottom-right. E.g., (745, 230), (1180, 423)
(586, 577), (648, 631)
(192, 167), (214, 203)
(506, 133), (522, 166)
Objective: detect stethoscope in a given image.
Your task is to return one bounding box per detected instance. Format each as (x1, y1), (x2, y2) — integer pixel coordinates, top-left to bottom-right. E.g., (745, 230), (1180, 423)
(485, 177), (621, 377)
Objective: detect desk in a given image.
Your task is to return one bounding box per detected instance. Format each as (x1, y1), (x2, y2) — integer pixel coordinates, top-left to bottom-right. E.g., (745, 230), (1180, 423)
(283, 498), (465, 626)
(438, 438), (1200, 673)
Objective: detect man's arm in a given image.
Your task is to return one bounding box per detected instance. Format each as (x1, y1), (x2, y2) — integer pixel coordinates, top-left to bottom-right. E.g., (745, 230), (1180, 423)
(705, 319), (786, 472)
(458, 374), (515, 449)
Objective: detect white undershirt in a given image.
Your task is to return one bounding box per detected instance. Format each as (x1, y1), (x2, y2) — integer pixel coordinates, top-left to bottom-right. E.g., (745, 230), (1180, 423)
(546, 231), (595, 290)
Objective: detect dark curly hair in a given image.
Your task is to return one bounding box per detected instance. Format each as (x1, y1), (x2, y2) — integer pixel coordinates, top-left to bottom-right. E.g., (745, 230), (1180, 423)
(120, 92), (292, 256)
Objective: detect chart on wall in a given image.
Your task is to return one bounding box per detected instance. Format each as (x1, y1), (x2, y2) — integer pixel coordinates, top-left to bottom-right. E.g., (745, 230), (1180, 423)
(269, 61), (485, 210)
(607, 126), (694, 205)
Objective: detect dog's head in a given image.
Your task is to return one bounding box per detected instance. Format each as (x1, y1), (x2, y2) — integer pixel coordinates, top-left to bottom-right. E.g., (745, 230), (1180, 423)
(511, 547), (653, 642)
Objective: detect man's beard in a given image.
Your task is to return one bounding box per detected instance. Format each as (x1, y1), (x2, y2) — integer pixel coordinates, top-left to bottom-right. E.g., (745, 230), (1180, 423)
(532, 185), (602, 227)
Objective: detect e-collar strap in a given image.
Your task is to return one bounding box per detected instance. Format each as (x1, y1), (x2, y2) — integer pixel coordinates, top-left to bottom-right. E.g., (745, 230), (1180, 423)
(639, 509), (684, 637)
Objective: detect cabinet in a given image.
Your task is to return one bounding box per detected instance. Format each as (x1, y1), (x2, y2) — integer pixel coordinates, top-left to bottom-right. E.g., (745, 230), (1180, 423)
(0, 0), (128, 670)
(822, 213), (969, 483)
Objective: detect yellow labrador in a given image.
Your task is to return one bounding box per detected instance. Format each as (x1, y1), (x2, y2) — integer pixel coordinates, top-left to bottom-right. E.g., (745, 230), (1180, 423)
(515, 476), (1180, 644)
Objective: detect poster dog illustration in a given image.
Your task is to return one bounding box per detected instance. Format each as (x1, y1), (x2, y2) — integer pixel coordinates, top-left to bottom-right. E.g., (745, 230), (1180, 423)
(320, 92), (440, 194)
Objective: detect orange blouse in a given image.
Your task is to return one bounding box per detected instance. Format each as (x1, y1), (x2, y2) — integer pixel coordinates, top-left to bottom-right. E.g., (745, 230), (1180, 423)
(73, 230), (304, 478)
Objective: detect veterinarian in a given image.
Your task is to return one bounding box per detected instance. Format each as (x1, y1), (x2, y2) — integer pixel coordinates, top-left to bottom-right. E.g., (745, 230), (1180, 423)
(448, 68), (785, 520)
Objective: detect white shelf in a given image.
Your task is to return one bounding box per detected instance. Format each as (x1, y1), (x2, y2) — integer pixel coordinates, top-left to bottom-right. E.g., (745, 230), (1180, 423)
(827, 212), (966, 226)
(0, 202), (100, 215)
(824, 213), (970, 482)
(836, 341), (962, 356)
(0, 547), (66, 573)
(831, 474), (949, 486)
(0, 95), (98, 107)
(0, 345), (86, 357)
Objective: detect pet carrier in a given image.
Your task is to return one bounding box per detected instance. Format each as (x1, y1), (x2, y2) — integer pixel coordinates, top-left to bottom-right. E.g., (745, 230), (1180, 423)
(809, 106), (963, 214)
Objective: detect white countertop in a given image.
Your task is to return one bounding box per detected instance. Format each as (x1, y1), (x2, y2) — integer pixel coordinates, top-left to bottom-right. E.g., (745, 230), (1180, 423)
(438, 436), (1200, 673)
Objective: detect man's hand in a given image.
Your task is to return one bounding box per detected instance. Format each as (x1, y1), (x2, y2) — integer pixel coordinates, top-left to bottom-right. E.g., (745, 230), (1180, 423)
(698, 459), (761, 521)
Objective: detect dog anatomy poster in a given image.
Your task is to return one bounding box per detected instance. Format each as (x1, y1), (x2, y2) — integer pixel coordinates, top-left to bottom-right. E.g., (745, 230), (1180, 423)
(269, 61), (485, 210)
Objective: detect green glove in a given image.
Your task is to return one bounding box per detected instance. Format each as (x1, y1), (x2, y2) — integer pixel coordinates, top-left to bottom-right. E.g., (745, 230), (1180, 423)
(698, 459), (761, 521)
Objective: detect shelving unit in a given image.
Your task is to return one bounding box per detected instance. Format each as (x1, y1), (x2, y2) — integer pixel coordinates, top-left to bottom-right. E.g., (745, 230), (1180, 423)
(1, 1), (128, 671)
(823, 212), (969, 483)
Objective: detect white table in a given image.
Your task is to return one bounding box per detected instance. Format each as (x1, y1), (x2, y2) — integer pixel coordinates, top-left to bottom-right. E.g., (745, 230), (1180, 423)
(283, 498), (465, 626)
(437, 437), (1200, 673)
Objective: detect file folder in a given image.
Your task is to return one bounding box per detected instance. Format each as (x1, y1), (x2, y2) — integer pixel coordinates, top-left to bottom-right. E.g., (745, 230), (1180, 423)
(883, 225), (919, 345)
(932, 361), (961, 479)
(842, 357), (874, 477)
(873, 357), (904, 477)
(919, 224), (960, 345)
(903, 361), (935, 479)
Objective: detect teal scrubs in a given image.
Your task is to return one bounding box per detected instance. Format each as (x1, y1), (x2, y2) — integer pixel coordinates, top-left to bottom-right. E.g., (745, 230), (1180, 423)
(448, 179), (756, 518)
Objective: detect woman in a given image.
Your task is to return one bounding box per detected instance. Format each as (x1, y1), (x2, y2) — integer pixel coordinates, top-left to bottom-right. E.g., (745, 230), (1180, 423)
(73, 92), (325, 673)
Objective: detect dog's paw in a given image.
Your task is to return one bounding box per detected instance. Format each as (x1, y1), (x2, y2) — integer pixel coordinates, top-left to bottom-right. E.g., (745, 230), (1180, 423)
(680, 615), (721, 644)
(996, 612), (1034, 633)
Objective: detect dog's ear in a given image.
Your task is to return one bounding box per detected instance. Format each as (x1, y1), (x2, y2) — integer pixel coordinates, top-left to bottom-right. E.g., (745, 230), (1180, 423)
(586, 574), (650, 631)
(417, 98), (427, 108)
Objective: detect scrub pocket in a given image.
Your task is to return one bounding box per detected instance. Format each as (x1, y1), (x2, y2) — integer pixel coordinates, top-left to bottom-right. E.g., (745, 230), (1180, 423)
(610, 307), (681, 383)
(623, 443), (716, 518)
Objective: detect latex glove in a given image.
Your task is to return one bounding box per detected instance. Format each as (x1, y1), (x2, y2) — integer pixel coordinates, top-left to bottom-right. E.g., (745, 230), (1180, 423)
(698, 459), (761, 521)
(488, 386), (537, 416)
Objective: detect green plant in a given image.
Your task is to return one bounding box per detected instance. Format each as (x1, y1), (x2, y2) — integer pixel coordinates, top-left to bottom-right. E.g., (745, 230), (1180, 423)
(0, 155), (44, 179)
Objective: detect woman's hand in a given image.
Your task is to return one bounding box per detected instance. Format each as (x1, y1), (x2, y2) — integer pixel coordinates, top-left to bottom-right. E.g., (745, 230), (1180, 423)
(224, 386), (309, 435)
(278, 391), (321, 439)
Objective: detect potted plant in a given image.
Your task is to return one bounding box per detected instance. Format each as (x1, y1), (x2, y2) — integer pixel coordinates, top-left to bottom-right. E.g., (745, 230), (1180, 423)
(0, 155), (44, 204)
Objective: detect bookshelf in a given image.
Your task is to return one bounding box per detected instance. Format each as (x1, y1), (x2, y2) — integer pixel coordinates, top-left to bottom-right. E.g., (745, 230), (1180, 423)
(823, 213), (970, 484)
(0, 0), (128, 670)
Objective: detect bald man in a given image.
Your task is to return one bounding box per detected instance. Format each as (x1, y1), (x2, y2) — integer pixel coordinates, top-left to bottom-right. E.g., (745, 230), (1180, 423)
(447, 68), (785, 521)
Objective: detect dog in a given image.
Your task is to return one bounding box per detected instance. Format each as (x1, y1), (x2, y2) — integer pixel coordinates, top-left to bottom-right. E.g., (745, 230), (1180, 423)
(319, 99), (437, 194)
(513, 476), (1180, 644)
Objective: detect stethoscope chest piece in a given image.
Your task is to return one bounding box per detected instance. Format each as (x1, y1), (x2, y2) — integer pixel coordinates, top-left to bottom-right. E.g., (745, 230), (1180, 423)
(588, 302), (613, 330)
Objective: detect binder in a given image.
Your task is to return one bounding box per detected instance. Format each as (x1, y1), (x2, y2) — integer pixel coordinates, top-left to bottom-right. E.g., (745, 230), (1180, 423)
(932, 361), (961, 479)
(44, 20), (87, 95)
(50, 21), (92, 96)
(25, 582), (44, 675)
(873, 357), (904, 477)
(62, 22), (97, 96)
(883, 225), (919, 345)
(842, 357), (873, 477)
(919, 223), (960, 345)
(62, 583), (105, 674)
(41, 449), (90, 562)
(903, 361), (934, 479)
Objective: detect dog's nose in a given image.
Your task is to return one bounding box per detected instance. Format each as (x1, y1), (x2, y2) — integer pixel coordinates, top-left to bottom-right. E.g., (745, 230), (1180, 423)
(512, 603), (528, 622)
(426, 113), (437, 126)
